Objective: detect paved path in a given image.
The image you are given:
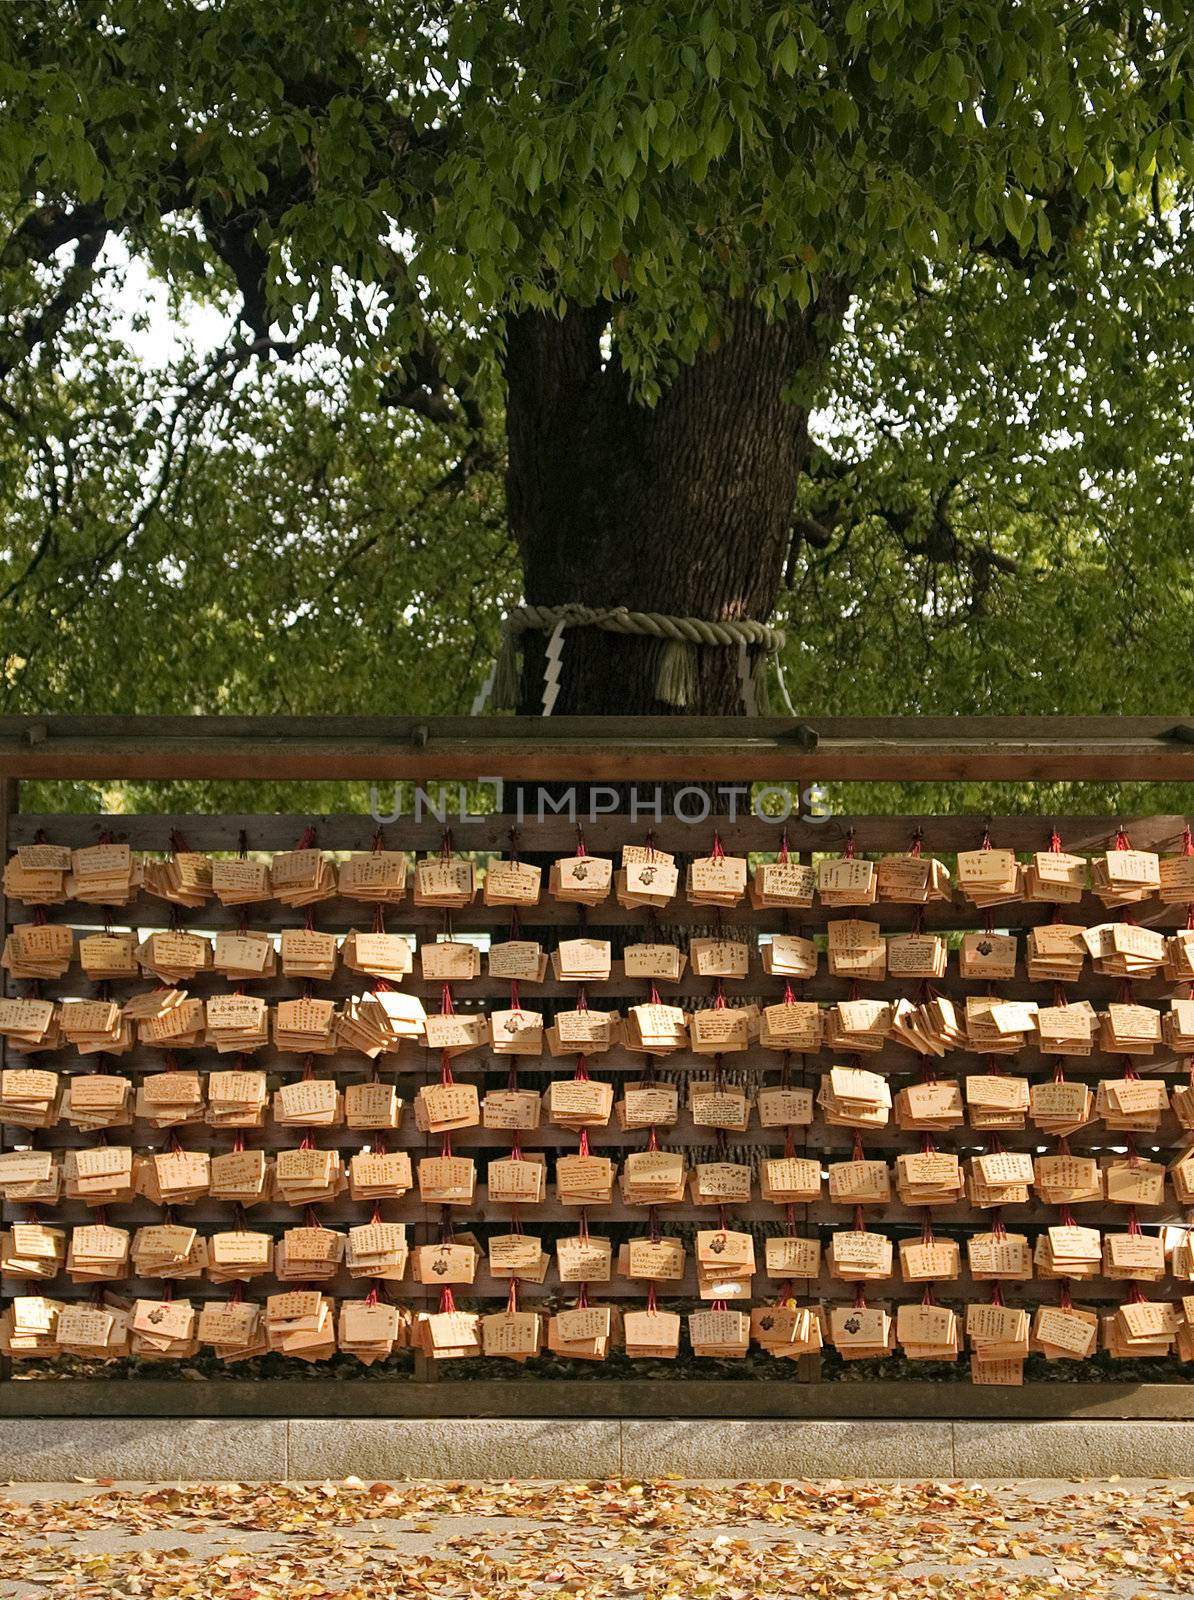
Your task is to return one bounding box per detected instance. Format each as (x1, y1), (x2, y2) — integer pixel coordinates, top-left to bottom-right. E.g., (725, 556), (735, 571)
(0, 1478), (1190, 1598)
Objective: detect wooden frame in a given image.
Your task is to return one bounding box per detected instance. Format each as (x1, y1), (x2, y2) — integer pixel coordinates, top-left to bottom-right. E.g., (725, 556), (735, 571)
(2, 715), (1193, 1419)
(2, 713), (1194, 780)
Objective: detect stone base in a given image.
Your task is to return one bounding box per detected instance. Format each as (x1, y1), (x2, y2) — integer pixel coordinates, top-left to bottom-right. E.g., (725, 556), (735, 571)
(0, 1418), (1192, 1481)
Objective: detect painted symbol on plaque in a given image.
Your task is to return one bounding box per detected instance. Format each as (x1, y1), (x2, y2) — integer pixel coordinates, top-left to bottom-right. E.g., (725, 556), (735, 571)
(709, 1235), (727, 1254)
(976, 939), (993, 955)
(639, 866), (657, 885)
(432, 1256), (449, 1276)
(843, 1314), (862, 1334)
(571, 863), (589, 880)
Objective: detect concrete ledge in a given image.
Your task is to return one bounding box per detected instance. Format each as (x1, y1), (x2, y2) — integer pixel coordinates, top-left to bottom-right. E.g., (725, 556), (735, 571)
(621, 1419), (954, 1478)
(0, 1419), (287, 1482)
(953, 1421), (1194, 1479)
(288, 1419), (621, 1480)
(0, 1419), (1192, 1481)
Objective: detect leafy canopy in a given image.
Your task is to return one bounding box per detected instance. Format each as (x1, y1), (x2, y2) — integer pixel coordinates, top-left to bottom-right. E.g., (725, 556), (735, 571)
(3, 2), (1191, 386)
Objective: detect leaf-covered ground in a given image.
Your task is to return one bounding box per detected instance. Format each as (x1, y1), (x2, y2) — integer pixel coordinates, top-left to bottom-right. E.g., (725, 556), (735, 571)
(0, 1477), (1190, 1599)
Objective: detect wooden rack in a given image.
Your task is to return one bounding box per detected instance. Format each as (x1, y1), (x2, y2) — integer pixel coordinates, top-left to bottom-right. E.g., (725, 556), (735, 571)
(1, 715), (1192, 1418)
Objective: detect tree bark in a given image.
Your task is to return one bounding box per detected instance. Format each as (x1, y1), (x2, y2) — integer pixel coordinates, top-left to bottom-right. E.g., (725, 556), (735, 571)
(504, 294), (843, 716)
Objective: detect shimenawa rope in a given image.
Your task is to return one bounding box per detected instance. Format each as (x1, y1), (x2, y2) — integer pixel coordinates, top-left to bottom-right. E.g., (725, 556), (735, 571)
(472, 604), (789, 717)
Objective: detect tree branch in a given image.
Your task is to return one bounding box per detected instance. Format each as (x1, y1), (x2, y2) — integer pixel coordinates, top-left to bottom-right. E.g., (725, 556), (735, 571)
(787, 460), (1020, 599)
(972, 184), (1090, 272)
(0, 224), (108, 382)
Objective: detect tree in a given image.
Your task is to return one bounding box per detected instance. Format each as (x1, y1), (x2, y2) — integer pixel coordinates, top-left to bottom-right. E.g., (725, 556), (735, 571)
(2, 1), (1191, 719)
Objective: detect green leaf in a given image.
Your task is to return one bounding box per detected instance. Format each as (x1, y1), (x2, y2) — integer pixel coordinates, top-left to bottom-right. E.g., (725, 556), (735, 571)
(775, 35), (799, 77)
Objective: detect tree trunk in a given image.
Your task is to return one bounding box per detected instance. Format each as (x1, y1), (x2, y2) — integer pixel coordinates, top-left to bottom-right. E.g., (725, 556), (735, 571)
(504, 295), (842, 716)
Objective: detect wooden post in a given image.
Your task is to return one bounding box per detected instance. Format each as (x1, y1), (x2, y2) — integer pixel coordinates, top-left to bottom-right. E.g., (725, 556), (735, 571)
(0, 777), (18, 1382)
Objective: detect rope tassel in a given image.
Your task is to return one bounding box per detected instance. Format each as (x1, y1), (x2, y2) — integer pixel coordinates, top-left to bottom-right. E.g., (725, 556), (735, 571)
(655, 637), (698, 708)
(490, 629), (522, 713)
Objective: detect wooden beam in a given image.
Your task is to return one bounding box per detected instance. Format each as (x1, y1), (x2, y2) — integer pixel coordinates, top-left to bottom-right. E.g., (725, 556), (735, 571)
(9, 812), (1194, 854)
(0, 1377), (1188, 1420)
(1, 715), (1194, 781)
